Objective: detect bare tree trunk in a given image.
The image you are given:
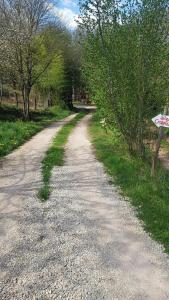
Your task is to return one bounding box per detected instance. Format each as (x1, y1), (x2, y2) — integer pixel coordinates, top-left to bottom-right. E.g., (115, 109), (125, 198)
(13, 81), (19, 107)
(151, 106), (168, 176)
(137, 96), (145, 159)
(34, 97), (37, 110)
(24, 98), (29, 119)
(22, 86), (30, 120)
(72, 77), (75, 104)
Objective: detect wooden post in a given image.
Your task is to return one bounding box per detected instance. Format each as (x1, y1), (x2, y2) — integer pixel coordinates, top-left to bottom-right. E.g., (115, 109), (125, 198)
(151, 106), (168, 176)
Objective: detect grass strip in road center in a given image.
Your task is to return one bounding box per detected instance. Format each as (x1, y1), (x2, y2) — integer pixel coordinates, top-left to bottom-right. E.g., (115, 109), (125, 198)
(38, 112), (85, 201)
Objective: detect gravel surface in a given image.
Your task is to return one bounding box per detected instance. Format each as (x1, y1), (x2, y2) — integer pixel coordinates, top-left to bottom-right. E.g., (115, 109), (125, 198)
(1, 114), (169, 299)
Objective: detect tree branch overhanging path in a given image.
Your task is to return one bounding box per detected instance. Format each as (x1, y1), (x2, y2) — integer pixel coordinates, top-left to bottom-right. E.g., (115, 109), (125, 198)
(0, 113), (169, 299)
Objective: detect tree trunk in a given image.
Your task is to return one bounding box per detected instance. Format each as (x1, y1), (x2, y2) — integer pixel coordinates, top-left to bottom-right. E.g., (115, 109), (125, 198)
(0, 80), (3, 104)
(48, 90), (52, 107)
(15, 92), (19, 107)
(151, 106), (168, 176)
(68, 95), (74, 110)
(34, 97), (37, 110)
(22, 86), (30, 120)
(23, 98), (29, 120)
(13, 82), (18, 107)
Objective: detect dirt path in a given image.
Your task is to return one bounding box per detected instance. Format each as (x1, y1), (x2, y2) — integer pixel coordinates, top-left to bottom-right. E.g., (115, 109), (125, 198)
(0, 114), (76, 297)
(1, 115), (169, 299)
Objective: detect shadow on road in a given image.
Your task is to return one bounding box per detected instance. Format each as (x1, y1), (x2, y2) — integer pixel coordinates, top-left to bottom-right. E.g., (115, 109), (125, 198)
(73, 104), (96, 114)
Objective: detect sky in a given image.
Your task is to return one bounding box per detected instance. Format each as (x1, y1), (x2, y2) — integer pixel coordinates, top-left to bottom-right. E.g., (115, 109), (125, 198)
(52, 0), (80, 30)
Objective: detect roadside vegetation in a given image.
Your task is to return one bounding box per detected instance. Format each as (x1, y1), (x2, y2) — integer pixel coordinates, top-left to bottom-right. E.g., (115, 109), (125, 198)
(0, 105), (70, 157)
(79, 0), (169, 251)
(38, 113), (85, 201)
(90, 113), (169, 254)
(80, 0), (169, 176)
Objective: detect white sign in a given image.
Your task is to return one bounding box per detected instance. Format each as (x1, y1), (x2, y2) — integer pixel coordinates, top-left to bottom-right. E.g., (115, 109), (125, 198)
(152, 114), (169, 128)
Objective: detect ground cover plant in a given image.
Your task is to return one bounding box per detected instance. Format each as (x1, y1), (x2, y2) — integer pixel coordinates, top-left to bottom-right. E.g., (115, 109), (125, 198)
(90, 113), (169, 254)
(0, 105), (71, 157)
(38, 112), (85, 201)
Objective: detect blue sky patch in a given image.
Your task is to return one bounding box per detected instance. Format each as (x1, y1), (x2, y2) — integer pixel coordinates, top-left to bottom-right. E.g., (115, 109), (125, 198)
(52, 0), (80, 29)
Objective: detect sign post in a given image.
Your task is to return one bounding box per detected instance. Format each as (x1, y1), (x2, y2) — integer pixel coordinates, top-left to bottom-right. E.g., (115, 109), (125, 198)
(151, 108), (168, 176)
(152, 114), (169, 128)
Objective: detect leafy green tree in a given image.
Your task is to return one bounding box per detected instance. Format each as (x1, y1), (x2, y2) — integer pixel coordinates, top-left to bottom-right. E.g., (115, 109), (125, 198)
(0, 1), (84, 115)
(80, 0), (169, 159)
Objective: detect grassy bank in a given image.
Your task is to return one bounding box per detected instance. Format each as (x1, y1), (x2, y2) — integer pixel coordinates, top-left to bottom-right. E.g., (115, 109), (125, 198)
(0, 105), (71, 158)
(90, 113), (169, 254)
(38, 112), (84, 201)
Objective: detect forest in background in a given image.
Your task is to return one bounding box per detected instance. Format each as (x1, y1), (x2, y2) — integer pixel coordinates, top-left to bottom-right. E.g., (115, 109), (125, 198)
(0, 0), (84, 118)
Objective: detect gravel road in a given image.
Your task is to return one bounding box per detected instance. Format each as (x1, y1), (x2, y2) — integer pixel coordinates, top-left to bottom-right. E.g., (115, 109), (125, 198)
(1, 114), (169, 299)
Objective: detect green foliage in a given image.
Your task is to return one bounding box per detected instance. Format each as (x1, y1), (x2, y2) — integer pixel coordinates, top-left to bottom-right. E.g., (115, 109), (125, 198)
(0, 105), (71, 157)
(33, 24), (84, 108)
(80, 0), (169, 157)
(35, 53), (65, 104)
(34, 26), (66, 105)
(38, 186), (51, 202)
(90, 113), (169, 253)
(0, 2), (83, 117)
(39, 113), (85, 201)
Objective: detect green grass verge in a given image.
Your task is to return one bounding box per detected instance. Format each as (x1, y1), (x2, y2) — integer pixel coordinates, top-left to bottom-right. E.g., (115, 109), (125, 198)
(0, 105), (71, 157)
(90, 113), (169, 254)
(38, 112), (85, 201)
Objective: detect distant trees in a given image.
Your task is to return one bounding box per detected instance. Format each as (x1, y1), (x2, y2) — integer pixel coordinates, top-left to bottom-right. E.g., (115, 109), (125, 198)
(34, 25), (66, 107)
(80, 0), (169, 159)
(0, 0), (83, 118)
(35, 24), (83, 111)
(0, 0), (53, 118)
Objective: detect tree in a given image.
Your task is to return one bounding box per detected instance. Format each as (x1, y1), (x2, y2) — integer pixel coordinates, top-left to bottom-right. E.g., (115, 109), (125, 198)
(34, 24), (81, 110)
(0, 1), (83, 115)
(0, 0), (53, 118)
(80, 0), (169, 159)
